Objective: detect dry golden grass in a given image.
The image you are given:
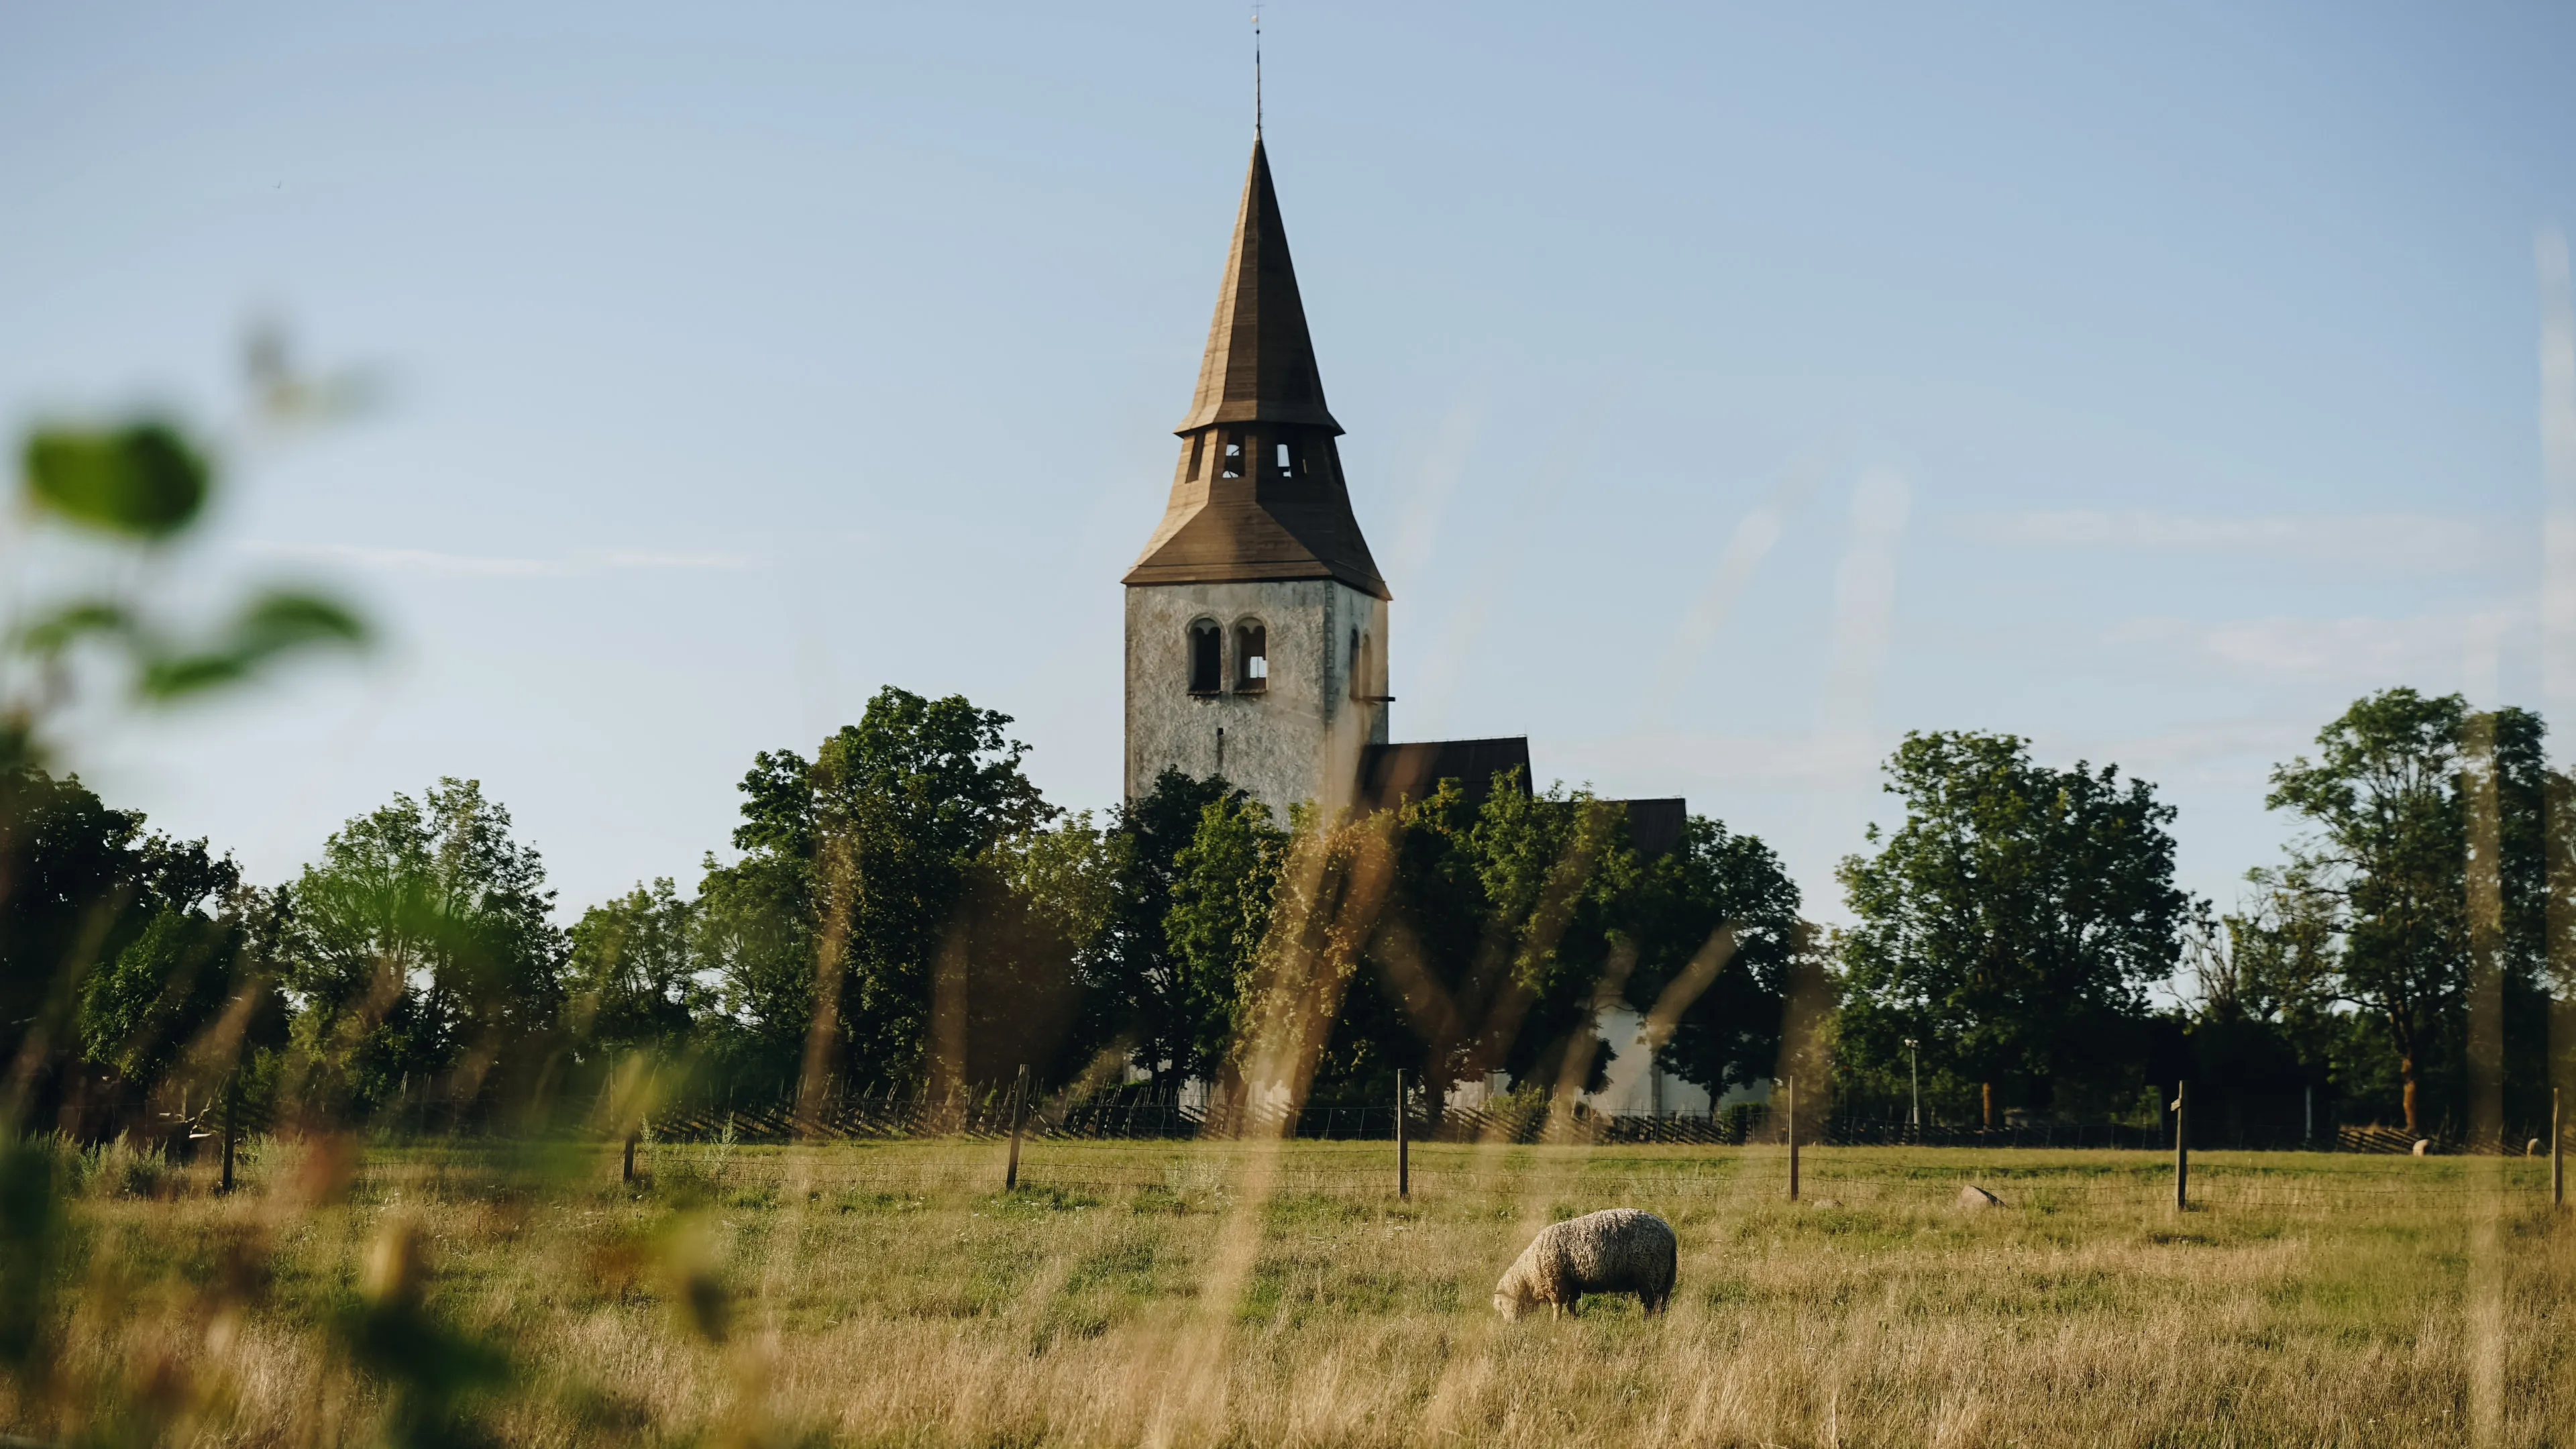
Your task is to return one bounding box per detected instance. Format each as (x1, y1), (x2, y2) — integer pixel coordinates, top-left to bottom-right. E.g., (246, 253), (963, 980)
(12, 1136), (2575, 1447)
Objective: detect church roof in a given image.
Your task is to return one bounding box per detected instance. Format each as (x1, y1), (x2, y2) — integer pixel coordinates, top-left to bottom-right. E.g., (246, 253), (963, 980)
(1125, 135), (1389, 600)
(1174, 135), (1342, 435)
(1358, 738), (1534, 810)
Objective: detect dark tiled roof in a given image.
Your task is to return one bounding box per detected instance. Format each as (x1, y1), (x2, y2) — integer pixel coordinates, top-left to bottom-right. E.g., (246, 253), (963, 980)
(1358, 738), (1533, 811)
(1611, 798), (1689, 858)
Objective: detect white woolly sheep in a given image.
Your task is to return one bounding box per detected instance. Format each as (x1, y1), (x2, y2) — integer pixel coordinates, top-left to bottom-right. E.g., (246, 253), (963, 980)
(1492, 1208), (1676, 1320)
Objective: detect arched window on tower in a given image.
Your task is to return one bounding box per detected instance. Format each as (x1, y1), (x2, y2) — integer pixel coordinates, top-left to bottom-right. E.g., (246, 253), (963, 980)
(1189, 620), (1222, 695)
(1235, 620), (1268, 692)
(1220, 432), (1244, 478)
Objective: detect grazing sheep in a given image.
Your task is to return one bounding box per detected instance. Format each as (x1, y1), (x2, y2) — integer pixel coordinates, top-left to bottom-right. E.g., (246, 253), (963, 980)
(1492, 1209), (1676, 1320)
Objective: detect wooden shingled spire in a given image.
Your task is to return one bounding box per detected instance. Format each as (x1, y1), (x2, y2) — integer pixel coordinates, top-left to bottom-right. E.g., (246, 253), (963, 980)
(1125, 136), (1388, 599)
(1174, 135), (1342, 436)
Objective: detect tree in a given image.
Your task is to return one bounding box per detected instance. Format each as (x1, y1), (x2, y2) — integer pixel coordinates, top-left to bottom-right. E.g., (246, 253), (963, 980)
(2262, 690), (2555, 1135)
(691, 751), (821, 1100)
(282, 778), (566, 1120)
(694, 687), (1053, 1096)
(1330, 775), (1640, 1109)
(1163, 793), (1287, 1093)
(1622, 815), (1809, 1102)
(2169, 896), (2339, 1140)
(1088, 769), (1242, 1092)
(0, 763), (244, 1128)
(1837, 731), (2188, 1126)
(565, 879), (707, 1059)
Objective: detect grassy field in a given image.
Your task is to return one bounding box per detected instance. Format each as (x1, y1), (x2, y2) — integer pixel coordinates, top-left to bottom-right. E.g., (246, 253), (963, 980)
(13, 1134), (2575, 1446)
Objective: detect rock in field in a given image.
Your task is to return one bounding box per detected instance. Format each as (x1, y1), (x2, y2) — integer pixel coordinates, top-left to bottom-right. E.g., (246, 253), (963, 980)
(1956, 1184), (2005, 1210)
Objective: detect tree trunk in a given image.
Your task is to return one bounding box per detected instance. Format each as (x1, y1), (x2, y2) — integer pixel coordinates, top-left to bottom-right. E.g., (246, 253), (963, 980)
(2401, 1056), (2420, 1137)
(1982, 1081), (1996, 1130)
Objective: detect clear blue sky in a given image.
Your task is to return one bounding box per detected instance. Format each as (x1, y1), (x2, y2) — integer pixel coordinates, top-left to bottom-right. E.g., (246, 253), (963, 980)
(5, 2), (2571, 938)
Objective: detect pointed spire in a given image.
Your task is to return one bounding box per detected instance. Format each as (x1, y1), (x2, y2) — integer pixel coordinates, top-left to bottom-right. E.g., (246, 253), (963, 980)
(1175, 136), (1343, 436)
(1126, 136), (1386, 600)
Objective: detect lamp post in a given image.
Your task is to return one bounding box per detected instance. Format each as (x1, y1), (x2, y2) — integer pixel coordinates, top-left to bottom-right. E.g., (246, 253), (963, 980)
(1902, 1037), (1921, 1133)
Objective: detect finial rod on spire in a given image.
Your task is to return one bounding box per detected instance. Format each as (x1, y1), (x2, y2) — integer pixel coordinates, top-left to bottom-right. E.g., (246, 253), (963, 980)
(1253, 7), (1262, 135)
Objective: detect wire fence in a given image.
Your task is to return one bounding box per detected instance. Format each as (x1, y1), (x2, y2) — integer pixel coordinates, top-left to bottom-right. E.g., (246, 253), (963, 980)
(627, 1089), (2559, 1157)
(433, 1134), (2573, 1221)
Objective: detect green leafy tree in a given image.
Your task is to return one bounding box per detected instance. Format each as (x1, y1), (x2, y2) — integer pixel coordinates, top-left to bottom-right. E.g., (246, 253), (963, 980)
(1163, 793), (1287, 1091)
(2169, 896), (2340, 1139)
(1452, 777), (1637, 1095)
(695, 687), (1052, 1095)
(1623, 815), (1809, 1102)
(76, 895), (290, 1111)
(282, 778), (566, 1120)
(987, 810), (1123, 1087)
(691, 751), (821, 1099)
(0, 763), (245, 1126)
(1087, 769), (1242, 1091)
(566, 878), (707, 1058)
(1837, 731), (2188, 1125)
(1332, 775), (1638, 1107)
(2262, 690), (2555, 1134)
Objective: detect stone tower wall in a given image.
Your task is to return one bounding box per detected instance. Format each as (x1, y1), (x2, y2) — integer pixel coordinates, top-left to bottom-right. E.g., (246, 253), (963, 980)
(1124, 578), (1389, 822)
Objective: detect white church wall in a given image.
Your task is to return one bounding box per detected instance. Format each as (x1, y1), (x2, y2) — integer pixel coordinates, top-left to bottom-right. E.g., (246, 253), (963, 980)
(1580, 1004), (1715, 1118)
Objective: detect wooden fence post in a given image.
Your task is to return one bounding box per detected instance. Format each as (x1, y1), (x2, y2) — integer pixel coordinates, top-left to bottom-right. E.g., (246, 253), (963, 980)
(219, 1073), (238, 1195)
(1396, 1069), (1410, 1199)
(2174, 1079), (2190, 1212)
(623, 1130), (637, 1184)
(1004, 1064), (1029, 1191)
(1786, 1075), (1799, 1203)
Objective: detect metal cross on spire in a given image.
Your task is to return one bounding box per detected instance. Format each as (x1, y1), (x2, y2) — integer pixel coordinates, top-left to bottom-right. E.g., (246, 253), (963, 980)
(1253, 7), (1262, 134)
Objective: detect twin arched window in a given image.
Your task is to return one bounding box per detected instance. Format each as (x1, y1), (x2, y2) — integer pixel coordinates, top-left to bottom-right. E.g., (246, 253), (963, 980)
(1236, 621), (1267, 691)
(1189, 620), (1223, 694)
(1187, 617), (1267, 696)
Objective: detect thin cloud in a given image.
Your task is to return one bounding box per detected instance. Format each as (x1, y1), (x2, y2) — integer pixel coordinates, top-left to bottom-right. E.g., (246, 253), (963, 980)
(242, 541), (751, 576)
(1819, 468), (1911, 736)
(1965, 510), (2509, 572)
(2112, 608), (2526, 684)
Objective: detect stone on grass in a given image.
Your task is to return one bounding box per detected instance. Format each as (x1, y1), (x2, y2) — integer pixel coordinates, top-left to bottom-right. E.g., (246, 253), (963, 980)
(1956, 1184), (2004, 1210)
(2412, 1140), (2434, 1157)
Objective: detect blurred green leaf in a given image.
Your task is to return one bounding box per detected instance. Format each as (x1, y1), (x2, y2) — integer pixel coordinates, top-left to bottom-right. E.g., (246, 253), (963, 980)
(21, 422), (210, 539)
(13, 600), (136, 657)
(139, 590), (369, 700)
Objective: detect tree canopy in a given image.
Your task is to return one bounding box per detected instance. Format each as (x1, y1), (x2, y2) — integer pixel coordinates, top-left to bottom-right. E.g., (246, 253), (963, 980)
(1837, 731), (2188, 1125)
(2257, 689), (2557, 1134)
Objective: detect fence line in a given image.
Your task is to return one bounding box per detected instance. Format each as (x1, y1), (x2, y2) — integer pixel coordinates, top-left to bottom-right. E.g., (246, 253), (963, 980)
(626, 1092), (2555, 1157)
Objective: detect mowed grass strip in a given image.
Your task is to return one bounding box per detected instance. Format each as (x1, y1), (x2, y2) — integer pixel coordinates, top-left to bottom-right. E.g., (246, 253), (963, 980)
(15, 1138), (2573, 1446)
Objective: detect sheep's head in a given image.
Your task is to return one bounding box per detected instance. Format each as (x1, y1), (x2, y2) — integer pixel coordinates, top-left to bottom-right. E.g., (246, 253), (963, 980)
(1491, 1280), (1538, 1320)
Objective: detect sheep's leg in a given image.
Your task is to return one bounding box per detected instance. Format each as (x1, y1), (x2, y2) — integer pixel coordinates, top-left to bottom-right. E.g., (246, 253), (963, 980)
(1550, 1301), (1560, 1322)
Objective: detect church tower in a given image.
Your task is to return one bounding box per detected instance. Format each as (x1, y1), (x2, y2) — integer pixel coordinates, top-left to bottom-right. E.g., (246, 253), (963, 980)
(1124, 136), (1391, 821)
